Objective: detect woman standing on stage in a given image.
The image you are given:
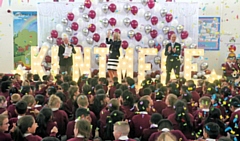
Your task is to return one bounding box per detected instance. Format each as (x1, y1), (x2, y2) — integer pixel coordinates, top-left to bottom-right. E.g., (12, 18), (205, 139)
(106, 31), (122, 83)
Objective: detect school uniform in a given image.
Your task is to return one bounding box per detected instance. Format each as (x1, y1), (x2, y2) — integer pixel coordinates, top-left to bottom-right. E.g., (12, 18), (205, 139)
(186, 102), (193, 115)
(121, 105), (137, 121)
(89, 110), (97, 137)
(37, 121), (57, 138)
(130, 111), (151, 138)
(7, 104), (17, 118)
(64, 99), (74, 118)
(129, 87), (140, 102)
(52, 108), (69, 136)
(34, 104), (43, 111)
(78, 80), (86, 93)
(108, 85), (117, 99)
(26, 107), (36, 119)
(196, 87), (203, 97)
(0, 107), (6, 114)
(0, 132), (12, 141)
(141, 124), (158, 141)
(149, 129), (188, 141)
(9, 115), (22, 132)
(66, 119), (77, 139)
(115, 136), (136, 141)
(67, 134), (90, 141)
(190, 90), (200, 103)
(229, 108), (240, 134)
(162, 106), (175, 118)
(138, 88), (144, 97)
(193, 109), (209, 133)
(99, 107), (110, 136)
(23, 133), (42, 141)
(153, 100), (167, 114)
(0, 91), (9, 98)
(13, 80), (22, 90)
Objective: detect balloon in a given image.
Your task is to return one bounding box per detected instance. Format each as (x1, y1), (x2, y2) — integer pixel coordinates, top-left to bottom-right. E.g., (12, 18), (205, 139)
(131, 6), (138, 15)
(122, 40), (129, 49)
(135, 45), (141, 52)
(148, 39), (155, 47)
(47, 36), (53, 43)
(162, 26), (170, 34)
(45, 56), (51, 63)
(102, 4), (108, 14)
(128, 30), (135, 39)
(135, 32), (142, 42)
(150, 29), (158, 39)
(200, 62), (208, 71)
(96, 8), (102, 17)
(67, 12), (74, 21)
(56, 24), (63, 32)
(141, 0), (148, 6)
(88, 10), (96, 19)
(144, 11), (152, 21)
(72, 8), (80, 17)
(109, 18), (117, 27)
(171, 19), (179, 27)
(138, 9), (145, 17)
(176, 25), (184, 33)
(82, 13), (89, 22)
(56, 38), (63, 45)
(114, 28), (121, 34)
(71, 36), (78, 45)
(144, 24), (152, 34)
(157, 22), (164, 29)
(165, 13), (173, 23)
(51, 30), (58, 38)
(229, 44), (236, 52)
(66, 27), (73, 35)
(88, 24), (96, 33)
(181, 31), (189, 39)
(193, 75), (198, 79)
(102, 18), (109, 27)
(160, 8), (167, 17)
(130, 20), (138, 29)
(123, 18), (131, 27)
(109, 3), (117, 13)
(184, 37), (193, 46)
(93, 33), (100, 42)
(162, 39), (170, 47)
(123, 4), (131, 13)
(86, 36), (94, 44)
(151, 16), (158, 25)
(147, 0), (155, 9)
(154, 56), (161, 64)
(79, 4), (85, 12)
(84, 0), (91, 9)
(71, 22), (79, 31)
(189, 44), (197, 49)
(167, 31), (175, 40)
(61, 18), (68, 26)
(156, 34), (164, 43)
(154, 44), (161, 52)
(100, 43), (107, 47)
(82, 28), (89, 36)
(142, 36), (148, 44)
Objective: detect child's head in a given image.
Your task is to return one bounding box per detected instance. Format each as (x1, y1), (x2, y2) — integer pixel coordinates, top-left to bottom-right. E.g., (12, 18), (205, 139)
(96, 89), (105, 95)
(143, 88), (152, 96)
(68, 86), (80, 101)
(55, 74), (63, 81)
(95, 84), (103, 92)
(113, 121), (130, 140)
(82, 84), (92, 95)
(126, 77), (135, 88)
(0, 114), (9, 132)
(108, 98), (119, 112)
(16, 100), (28, 115)
(63, 75), (72, 82)
(74, 119), (91, 139)
(181, 91), (192, 103)
(203, 122), (220, 139)
(150, 113), (162, 125)
(180, 85), (188, 95)
(186, 80), (196, 91)
(158, 119), (173, 130)
(122, 90), (134, 107)
(26, 73), (33, 80)
(140, 95), (153, 106)
(61, 82), (70, 92)
(199, 96), (211, 109)
(21, 86), (33, 95)
(35, 94), (45, 106)
(55, 91), (66, 103)
(42, 137), (60, 141)
(208, 107), (222, 120)
(21, 95), (36, 108)
(229, 97), (240, 112)
(47, 86), (57, 97)
(157, 132), (177, 141)
(159, 86), (168, 95)
(120, 85), (128, 92)
(155, 90), (165, 101)
(137, 100), (150, 112)
(9, 87), (19, 97)
(165, 94), (177, 107)
(75, 108), (91, 122)
(220, 86), (231, 97)
(77, 95), (89, 108)
(33, 74), (40, 81)
(48, 95), (62, 109)
(11, 93), (21, 104)
(1, 81), (12, 92)
(114, 89), (123, 99)
(0, 96), (7, 108)
(206, 85), (216, 95)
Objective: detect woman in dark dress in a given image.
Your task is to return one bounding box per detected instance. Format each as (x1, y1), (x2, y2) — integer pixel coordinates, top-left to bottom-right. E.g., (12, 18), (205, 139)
(106, 31), (122, 83)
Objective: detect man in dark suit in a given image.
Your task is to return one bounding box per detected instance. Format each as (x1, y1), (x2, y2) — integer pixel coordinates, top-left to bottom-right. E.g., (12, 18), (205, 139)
(58, 37), (76, 75)
(165, 34), (181, 84)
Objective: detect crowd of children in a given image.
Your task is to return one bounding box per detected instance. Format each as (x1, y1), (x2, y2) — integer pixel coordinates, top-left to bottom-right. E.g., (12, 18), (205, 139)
(0, 72), (239, 141)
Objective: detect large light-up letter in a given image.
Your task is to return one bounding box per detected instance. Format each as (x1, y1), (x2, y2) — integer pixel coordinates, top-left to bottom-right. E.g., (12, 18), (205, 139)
(94, 48), (108, 78)
(51, 45), (59, 77)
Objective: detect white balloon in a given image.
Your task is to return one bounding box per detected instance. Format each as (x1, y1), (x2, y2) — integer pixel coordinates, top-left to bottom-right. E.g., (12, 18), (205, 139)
(193, 75), (198, 79)
(154, 5), (162, 13)
(171, 19), (179, 27)
(117, 18), (123, 27)
(129, 43), (134, 48)
(118, 4), (123, 12)
(72, 8), (80, 17)
(142, 36), (148, 44)
(77, 32), (82, 41)
(121, 30), (127, 38)
(157, 22), (165, 30)
(156, 74), (160, 79)
(91, 0), (98, 5)
(42, 42), (50, 48)
(184, 37), (193, 46)
(156, 34), (164, 43)
(77, 18), (84, 26)
(202, 71), (206, 75)
(197, 72), (202, 77)
(47, 49), (51, 56)
(56, 24), (63, 32)
(96, 22), (102, 31)
(82, 41), (88, 47)
(61, 32), (68, 39)
(138, 9), (145, 17)
(96, 8), (102, 17)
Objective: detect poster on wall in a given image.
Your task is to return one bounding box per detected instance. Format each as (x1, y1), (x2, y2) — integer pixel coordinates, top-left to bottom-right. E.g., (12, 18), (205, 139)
(198, 16), (220, 50)
(13, 11), (38, 69)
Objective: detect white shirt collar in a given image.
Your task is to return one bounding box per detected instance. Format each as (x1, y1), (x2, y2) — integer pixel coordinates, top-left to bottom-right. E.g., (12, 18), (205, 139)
(161, 128), (170, 132)
(23, 133), (32, 137)
(138, 111), (148, 114)
(156, 100), (162, 101)
(27, 107), (32, 109)
(234, 107), (240, 112)
(118, 136), (129, 140)
(150, 124), (158, 128)
(51, 108), (59, 111)
(202, 108), (209, 112)
(18, 115), (23, 119)
(34, 104), (42, 108)
(76, 134), (84, 138)
(206, 138), (216, 141)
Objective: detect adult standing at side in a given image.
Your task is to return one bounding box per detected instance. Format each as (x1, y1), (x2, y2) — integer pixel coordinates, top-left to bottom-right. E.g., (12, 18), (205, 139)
(165, 34), (181, 84)
(58, 37), (76, 75)
(106, 31), (122, 83)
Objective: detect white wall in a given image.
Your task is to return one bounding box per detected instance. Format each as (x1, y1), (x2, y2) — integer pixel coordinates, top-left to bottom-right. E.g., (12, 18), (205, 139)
(0, 0), (240, 74)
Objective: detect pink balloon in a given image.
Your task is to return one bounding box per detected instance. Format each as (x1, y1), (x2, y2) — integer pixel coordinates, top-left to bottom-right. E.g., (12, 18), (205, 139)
(121, 40), (129, 49)
(71, 36), (78, 45)
(168, 31), (175, 40)
(109, 18), (117, 27)
(71, 22), (79, 31)
(134, 32), (142, 42)
(88, 24), (96, 33)
(150, 29), (158, 39)
(76, 44), (83, 52)
(151, 16), (158, 25)
(109, 3), (117, 13)
(56, 37), (63, 45)
(67, 12), (74, 21)
(154, 44), (161, 52)
(84, 0), (91, 8)
(93, 33), (100, 42)
(130, 20), (138, 29)
(181, 31), (189, 40)
(100, 43), (107, 48)
(165, 13), (173, 23)
(113, 28), (121, 34)
(51, 30), (58, 38)
(88, 10), (96, 19)
(131, 6), (138, 15)
(148, 0), (155, 9)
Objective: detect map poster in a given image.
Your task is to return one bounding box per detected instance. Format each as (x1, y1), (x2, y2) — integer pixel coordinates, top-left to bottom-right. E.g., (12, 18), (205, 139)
(198, 17), (221, 51)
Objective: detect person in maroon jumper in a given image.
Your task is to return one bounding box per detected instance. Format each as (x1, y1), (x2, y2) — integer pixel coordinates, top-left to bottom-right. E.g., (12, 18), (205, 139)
(140, 95), (156, 115)
(92, 94), (109, 119)
(153, 89), (167, 114)
(202, 122), (220, 141)
(114, 89), (123, 106)
(167, 100), (195, 139)
(65, 86), (80, 119)
(60, 82), (70, 100)
(142, 113), (162, 141)
(162, 94), (177, 118)
(0, 96), (7, 114)
(13, 115), (42, 141)
(98, 77), (108, 93)
(66, 108), (91, 139)
(0, 114), (12, 141)
(48, 95), (69, 138)
(130, 99), (151, 138)
(7, 93), (21, 118)
(34, 94), (45, 111)
(109, 77), (119, 99)
(180, 85), (193, 115)
(120, 90), (137, 121)
(149, 119), (188, 141)
(186, 80), (200, 105)
(36, 107), (58, 138)
(67, 119), (91, 141)
(113, 121), (136, 141)
(0, 81), (12, 98)
(21, 95), (38, 119)
(42, 137), (60, 141)
(55, 74), (63, 86)
(196, 79), (204, 97)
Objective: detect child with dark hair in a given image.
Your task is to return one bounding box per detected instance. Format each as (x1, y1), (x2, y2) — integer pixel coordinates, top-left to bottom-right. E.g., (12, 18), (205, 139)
(127, 77), (138, 100)
(55, 74), (63, 86)
(42, 137), (60, 141)
(0, 96), (7, 114)
(63, 75), (72, 83)
(96, 89), (105, 95)
(7, 94), (21, 118)
(113, 121), (135, 141)
(120, 85), (128, 92)
(9, 100), (27, 129)
(36, 107), (58, 138)
(186, 80), (200, 104)
(153, 89), (167, 114)
(65, 86), (80, 119)
(109, 77), (119, 99)
(167, 100), (194, 139)
(142, 113), (162, 141)
(167, 82), (180, 97)
(162, 94), (177, 118)
(143, 88), (152, 96)
(0, 81), (12, 98)
(33, 74), (40, 82)
(0, 114), (11, 141)
(68, 119), (91, 141)
(98, 77), (108, 93)
(95, 84), (103, 92)
(227, 97), (240, 137)
(140, 95), (156, 115)
(180, 85), (193, 114)
(82, 84), (92, 95)
(61, 82), (70, 99)
(12, 73), (22, 90)
(90, 77), (98, 94)
(114, 89), (123, 103)
(92, 94), (109, 119)
(220, 86), (232, 117)
(20, 86), (33, 96)
(121, 90), (137, 121)
(55, 91), (67, 103)
(203, 122), (220, 140)
(196, 79), (204, 97)
(211, 93), (226, 119)
(139, 79), (152, 97)
(13, 115), (41, 141)
(34, 94), (45, 111)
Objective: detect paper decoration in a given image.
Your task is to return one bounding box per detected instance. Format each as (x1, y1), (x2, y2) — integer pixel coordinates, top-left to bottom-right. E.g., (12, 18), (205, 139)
(0, 0), (3, 7)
